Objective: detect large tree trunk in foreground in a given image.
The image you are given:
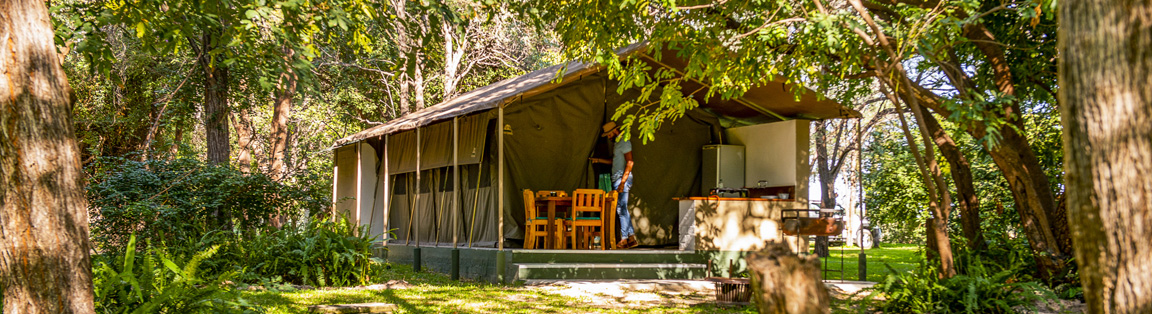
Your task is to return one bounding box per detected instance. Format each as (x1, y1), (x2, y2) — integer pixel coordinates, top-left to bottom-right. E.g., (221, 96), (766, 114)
(748, 241), (830, 314)
(1060, 1), (1152, 312)
(198, 31), (231, 165)
(0, 0), (97, 311)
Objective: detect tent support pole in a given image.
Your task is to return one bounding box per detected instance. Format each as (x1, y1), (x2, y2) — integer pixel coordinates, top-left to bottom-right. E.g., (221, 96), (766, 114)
(383, 135), (391, 245)
(467, 151), (484, 248)
(453, 117), (460, 248)
(497, 102), (506, 283)
(452, 117), (460, 280)
(355, 143), (362, 229)
(367, 138), (383, 244)
(331, 149), (338, 218)
(414, 127), (422, 272)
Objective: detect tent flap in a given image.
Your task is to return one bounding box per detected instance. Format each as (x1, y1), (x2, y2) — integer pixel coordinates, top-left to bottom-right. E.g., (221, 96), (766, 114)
(388, 113), (492, 175)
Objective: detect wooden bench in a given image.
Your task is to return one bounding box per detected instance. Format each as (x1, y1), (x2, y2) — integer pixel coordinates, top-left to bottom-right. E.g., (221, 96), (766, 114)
(307, 303), (397, 314)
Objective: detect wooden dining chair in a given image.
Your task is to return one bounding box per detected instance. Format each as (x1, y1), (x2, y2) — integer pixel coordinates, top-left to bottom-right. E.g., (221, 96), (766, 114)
(523, 190), (565, 249)
(604, 191), (619, 250)
(570, 189), (606, 250)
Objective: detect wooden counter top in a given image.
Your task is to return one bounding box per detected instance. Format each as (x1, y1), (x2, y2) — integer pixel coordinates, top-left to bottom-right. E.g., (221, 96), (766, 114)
(673, 197), (797, 202)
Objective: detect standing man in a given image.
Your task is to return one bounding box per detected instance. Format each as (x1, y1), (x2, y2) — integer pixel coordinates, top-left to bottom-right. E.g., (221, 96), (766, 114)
(600, 122), (638, 248)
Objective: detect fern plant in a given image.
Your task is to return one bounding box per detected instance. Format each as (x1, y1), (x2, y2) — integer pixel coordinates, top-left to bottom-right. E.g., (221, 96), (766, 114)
(867, 248), (1054, 314)
(92, 235), (263, 313)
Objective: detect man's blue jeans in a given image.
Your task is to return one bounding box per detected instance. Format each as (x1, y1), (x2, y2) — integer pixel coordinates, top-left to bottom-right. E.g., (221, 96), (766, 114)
(612, 171), (635, 238)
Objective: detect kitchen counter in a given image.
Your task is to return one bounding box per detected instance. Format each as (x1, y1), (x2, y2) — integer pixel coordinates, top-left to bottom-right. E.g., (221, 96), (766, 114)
(677, 197), (808, 252)
(673, 197), (797, 202)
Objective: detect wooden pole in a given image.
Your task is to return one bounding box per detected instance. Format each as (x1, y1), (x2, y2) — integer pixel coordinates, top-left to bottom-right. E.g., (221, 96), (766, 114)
(453, 117), (460, 248)
(498, 105), (505, 251)
(355, 143), (362, 226)
(497, 103), (506, 283)
(383, 135), (391, 244)
(452, 117), (461, 281)
(415, 127), (421, 247)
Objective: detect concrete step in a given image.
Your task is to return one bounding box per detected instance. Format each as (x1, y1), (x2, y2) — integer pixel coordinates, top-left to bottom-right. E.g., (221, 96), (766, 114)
(508, 249), (707, 264)
(513, 263), (708, 281)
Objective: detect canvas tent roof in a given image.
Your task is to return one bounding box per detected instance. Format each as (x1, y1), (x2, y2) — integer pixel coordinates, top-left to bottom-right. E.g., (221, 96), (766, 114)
(333, 44), (858, 147)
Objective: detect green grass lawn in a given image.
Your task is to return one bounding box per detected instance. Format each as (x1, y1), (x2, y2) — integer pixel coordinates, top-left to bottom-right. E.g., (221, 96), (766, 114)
(244, 264), (756, 314)
(809, 243), (924, 282)
(241, 245), (924, 313)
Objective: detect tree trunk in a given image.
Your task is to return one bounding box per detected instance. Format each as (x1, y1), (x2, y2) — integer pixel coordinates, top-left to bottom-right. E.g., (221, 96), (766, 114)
(892, 10), (1068, 268)
(398, 72), (411, 116)
(747, 241), (830, 314)
(880, 79), (957, 278)
(817, 178), (833, 257)
(814, 122), (834, 257)
(169, 126), (182, 157)
(919, 106), (984, 250)
(1060, 1), (1152, 312)
(270, 48), (296, 181)
(906, 79), (1068, 280)
(984, 131), (1068, 277)
(198, 31), (231, 166)
(0, 0), (97, 311)
(926, 218), (940, 261)
(442, 21), (463, 99)
(233, 108), (255, 173)
(413, 55), (426, 109)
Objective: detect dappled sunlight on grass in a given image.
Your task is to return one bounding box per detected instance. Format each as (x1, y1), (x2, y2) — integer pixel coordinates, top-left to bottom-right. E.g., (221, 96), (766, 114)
(245, 264), (755, 313)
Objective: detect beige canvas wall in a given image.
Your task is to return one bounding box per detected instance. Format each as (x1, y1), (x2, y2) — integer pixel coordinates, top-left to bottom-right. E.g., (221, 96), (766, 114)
(358, 143), (378, 231)
(333, 143), (380, 230)
(333, 145), (358, 220)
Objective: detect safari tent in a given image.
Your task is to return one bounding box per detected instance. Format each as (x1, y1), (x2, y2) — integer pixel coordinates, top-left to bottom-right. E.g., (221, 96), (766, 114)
(329, 44), (858, 281)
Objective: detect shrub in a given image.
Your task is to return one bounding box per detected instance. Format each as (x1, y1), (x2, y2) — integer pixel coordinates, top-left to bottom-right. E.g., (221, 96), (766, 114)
(211, 217), (386, 287)
(88, 157), (382, 288)
(868, 247), (1054, 314)
(87, 157), (328, 256)
(92, 235), (263, 313)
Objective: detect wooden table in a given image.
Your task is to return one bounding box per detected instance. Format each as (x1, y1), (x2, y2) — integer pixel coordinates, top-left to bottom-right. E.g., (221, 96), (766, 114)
(535, 196), (572, 249)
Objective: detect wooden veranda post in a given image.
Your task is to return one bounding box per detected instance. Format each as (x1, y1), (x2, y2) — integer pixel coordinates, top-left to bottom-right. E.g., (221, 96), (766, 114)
(415, 127), (421, 247)
(383, 134), (390, 244)
(452, 117), (461, 280)
(453, 117), (460, 248)
(497, 102), (506, 283)
(414, 127), (422, 271)
(355, 142), (362, 227)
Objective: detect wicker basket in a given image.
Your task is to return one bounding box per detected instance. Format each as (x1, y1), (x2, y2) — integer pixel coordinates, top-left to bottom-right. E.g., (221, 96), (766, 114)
(705, 277), (752, 304)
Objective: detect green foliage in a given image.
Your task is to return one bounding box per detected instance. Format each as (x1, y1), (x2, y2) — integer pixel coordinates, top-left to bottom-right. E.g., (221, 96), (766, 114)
(55, 0), (377, 86)
(92, 235), (263, 313)
(211, 218), (386, 287)
(87, 157), (328, 257)
(862, 123), (929, 244)
(868, 244), (1053, 313)
(87, 157), (384, 288)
